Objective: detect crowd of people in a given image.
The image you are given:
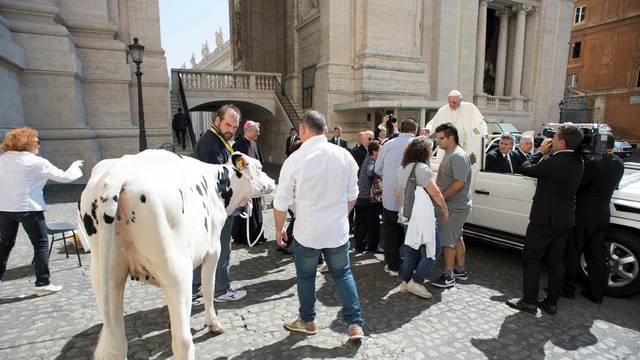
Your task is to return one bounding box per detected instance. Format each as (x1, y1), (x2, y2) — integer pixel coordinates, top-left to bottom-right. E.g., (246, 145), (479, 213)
(0, 88), (625, 343)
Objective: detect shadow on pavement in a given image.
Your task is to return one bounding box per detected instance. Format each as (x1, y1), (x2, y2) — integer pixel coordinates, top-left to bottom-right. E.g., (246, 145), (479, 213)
(219, 332), (360, 360)
(2, 264), (34, 281)
(0, 294), (38, 305)
(315, 254), (442, 335)
(56, 304), (211, 360)
(43, 184), (86, 205)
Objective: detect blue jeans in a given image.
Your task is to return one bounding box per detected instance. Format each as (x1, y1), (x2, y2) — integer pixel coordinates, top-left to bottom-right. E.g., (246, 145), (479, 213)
(401, 228), (442, 284)
(193, 215), (235, 296)
(292, 240), (364, 326)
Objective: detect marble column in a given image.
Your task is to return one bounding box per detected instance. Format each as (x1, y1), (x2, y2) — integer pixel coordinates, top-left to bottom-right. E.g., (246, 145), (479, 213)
(510, 5), (528, 97)
(494, 9), (509, 96)
(474, 0), (491, 95)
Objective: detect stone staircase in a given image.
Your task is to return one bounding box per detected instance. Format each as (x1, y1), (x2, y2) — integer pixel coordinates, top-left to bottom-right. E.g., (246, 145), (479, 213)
(169, 90), (194, 156)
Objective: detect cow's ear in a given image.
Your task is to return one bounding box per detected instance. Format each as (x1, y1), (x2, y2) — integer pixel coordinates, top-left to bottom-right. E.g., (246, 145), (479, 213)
(231, 152), (246, 171)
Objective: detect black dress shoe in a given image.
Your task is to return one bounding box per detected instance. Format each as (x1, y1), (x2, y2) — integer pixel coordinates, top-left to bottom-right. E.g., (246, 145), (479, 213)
(537, 300), (558, 315)
(581, 290), (603, 304)
(505, 298), (538, 315)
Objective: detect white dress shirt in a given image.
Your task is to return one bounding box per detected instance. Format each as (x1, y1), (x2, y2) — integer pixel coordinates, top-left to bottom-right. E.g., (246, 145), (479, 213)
(273, 135), (359, 249)
(0, 151), (83, 212)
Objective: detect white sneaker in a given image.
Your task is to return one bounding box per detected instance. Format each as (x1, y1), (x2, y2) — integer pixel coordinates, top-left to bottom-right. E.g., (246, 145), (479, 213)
(34, 284), (62, 296)
(214, 288), (247, 302)
(407, 280), (432, 299)
(384, 265), (399, 277)
(318, 263), (330, 273)
(400, 281), (408, 293)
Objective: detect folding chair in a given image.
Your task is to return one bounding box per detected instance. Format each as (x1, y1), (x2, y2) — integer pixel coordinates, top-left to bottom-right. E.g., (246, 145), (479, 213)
(47, 222), (82, 267)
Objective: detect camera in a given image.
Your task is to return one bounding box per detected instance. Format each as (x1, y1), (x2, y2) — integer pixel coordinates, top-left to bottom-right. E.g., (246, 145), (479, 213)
(388, 115), (397, 124)
(540, 123), (611, 161)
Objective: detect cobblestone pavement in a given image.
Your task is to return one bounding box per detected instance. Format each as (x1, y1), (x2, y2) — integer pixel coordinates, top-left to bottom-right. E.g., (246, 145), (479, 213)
(1, 187), (639, 359)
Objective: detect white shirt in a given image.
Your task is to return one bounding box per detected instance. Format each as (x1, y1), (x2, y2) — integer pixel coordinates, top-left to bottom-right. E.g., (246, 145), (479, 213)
(0, 151), (83, 211)
(273, 135), (359, 249)
(405, 188), (437, 259)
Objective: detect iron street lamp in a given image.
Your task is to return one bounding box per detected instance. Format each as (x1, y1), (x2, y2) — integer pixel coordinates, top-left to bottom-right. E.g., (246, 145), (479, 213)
(128, 37), (147, 151)
(558, 99), (565, 123)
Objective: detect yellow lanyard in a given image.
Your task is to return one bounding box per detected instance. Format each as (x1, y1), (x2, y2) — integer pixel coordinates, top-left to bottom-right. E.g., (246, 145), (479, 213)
(210, 125), (234, 153)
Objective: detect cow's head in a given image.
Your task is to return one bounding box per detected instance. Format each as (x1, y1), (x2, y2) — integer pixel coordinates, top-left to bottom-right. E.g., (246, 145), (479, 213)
(220, 152), (275, 214)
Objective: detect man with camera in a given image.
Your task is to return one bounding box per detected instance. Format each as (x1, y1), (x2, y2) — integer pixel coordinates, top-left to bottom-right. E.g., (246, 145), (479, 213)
(506, 125), (584, 315)
(563, 137), (624, 304)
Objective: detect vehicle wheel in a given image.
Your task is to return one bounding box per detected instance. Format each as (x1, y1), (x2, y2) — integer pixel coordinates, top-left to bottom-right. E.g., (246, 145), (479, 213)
(580, 227), (640, 297)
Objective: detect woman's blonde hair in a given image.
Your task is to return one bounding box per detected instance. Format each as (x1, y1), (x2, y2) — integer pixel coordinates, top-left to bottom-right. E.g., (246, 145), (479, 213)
(1, 127), (39, 152)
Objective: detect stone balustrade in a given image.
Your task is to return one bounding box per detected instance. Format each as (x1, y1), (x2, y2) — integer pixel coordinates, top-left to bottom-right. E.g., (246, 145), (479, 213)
(173, 70), (281, 92)
(474, 94), (531, 112)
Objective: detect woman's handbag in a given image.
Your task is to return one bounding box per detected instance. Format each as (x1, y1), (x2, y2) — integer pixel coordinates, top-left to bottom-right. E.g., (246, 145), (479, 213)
(370, 175), (383, 203)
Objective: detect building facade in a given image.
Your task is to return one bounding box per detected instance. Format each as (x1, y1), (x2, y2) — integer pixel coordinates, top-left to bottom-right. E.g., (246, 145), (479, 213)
(185, 29), (233, 139)
(229, 0), (575, 147)
(0, 0), (171, 178)
(566, 0), (640, 142)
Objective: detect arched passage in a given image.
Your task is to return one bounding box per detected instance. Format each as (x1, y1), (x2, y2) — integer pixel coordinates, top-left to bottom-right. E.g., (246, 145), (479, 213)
(188, 100), (274, 140)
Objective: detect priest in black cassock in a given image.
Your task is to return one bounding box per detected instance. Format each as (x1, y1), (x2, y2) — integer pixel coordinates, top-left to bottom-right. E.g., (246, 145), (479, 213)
(232, 120), (266, 245)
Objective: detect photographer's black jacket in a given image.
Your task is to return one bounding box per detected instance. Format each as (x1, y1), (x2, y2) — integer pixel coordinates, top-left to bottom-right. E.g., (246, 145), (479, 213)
(575, 155), (624, 228)
(519, 151), (584, 228)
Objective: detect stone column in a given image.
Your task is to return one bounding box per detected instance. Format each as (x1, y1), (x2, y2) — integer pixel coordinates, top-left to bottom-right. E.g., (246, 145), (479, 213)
(474, 0), (491, 95)
(494, 9), (509, 96)
(510, 5), (529, 97)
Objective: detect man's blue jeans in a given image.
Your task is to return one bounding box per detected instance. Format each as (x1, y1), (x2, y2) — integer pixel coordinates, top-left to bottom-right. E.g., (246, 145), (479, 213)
(193, 215), (234, 297)
(401, 229), (442, 284)
(292, 240), (364, 326)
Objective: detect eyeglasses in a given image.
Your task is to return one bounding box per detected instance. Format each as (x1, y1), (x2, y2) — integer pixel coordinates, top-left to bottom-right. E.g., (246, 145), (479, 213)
(35, 140), (41, 145)
(436, 136), (448, 141)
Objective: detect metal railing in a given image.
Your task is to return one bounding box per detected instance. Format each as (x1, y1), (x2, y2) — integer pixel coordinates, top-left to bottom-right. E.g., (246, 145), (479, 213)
(273, 76), (300, 131)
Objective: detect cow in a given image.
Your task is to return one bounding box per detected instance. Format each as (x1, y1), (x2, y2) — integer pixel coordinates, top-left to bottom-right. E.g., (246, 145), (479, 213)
(79, 149), (275, 359)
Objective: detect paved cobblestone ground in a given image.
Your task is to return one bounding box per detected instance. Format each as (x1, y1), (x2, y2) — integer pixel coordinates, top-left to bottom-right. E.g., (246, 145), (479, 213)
(0, 185), (639, 359)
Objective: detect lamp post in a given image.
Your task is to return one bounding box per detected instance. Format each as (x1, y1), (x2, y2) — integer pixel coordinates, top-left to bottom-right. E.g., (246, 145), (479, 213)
(558, 99), (565, 123)
(128, 37), (147, 151)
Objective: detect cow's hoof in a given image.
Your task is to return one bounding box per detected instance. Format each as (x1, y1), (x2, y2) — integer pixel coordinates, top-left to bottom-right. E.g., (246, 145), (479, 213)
(208, 323), (225, 334)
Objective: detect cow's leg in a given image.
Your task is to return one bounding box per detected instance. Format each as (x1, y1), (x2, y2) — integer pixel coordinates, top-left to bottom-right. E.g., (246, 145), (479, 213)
(201, 252), (223, 333)
(93, 260), (128, 359)
(160, 265), (196, 360)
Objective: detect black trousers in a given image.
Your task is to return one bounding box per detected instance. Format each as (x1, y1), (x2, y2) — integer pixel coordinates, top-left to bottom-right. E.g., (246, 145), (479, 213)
(0, 211), (51, 286)
(522, 222), (571, 305)
(175, 129), (186, 148)
(564, 225), (607, 301)
(382, 208), (404, 271)
(354, 202), (382, 252)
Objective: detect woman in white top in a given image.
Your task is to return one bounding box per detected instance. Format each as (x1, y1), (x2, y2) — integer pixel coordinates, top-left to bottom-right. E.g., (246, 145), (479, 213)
(0, 128), (83, 296)
(394, 137), (448, 299)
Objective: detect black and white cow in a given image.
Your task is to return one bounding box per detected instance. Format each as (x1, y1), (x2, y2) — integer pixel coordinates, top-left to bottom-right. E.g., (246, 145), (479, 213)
(79, 149), (275, 359)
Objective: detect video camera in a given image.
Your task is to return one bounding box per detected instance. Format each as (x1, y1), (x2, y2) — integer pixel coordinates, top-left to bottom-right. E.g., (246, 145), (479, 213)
(539, 123), (612, 161)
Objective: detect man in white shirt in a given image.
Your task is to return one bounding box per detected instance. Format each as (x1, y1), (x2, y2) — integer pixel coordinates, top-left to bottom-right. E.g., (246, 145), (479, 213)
(274, 110), (364, 341)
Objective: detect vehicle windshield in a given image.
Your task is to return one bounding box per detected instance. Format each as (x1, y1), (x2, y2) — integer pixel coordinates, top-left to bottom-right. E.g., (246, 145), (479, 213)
(499, 123), (520, 134)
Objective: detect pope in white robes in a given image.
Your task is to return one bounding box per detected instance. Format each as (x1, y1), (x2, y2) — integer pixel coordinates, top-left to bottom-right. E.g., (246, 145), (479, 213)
(426, 90), (487, 167)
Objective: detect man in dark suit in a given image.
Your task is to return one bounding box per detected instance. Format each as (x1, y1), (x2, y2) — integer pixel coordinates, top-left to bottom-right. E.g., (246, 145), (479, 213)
(172, 109), (188, 150)
(506, 125), (584, 315)
(485, 133), (516, 173)
(329, 126), (348, 148)
(285, 128), (300, 157)
(512, 134), (534, 173)
(233, 120), (266, 245)
(351, 131), (372, 169)
(563, 139), (624, 304)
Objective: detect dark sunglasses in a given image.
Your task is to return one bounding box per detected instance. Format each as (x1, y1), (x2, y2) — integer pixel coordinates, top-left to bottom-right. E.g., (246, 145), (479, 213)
(35, 140), (41, 145)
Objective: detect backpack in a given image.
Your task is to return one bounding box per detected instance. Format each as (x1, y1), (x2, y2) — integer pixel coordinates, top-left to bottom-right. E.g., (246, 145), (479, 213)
(402, 164), (418, 220)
